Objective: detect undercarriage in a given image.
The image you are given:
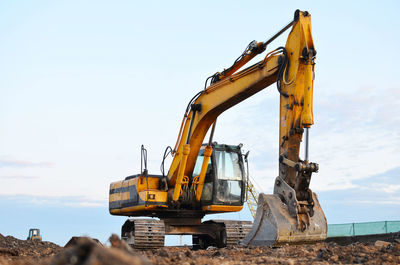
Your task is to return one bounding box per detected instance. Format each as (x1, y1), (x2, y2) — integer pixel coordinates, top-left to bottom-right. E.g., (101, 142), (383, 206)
(121, 218), (252, 249)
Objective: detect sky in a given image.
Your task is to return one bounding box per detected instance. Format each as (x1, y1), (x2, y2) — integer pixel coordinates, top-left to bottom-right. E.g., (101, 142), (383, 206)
(1, 0), (400, 245)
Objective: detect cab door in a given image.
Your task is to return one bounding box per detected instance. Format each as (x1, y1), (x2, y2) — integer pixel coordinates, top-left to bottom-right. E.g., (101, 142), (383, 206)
(213, 148), (244, 205)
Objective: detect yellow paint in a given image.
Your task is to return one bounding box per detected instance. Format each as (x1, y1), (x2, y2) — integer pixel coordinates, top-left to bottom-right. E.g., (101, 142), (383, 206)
(195, 145), (212, 201)
(301, 62), (314, 126)
(137, 175), (159, 192)
(172, 144), (190, 201)
(110, 204), (166, 215)
(279, 11), (316, 186)
(110, 181), (123, 190)
(218, 41), (265, 80)
(109, 192), (128, 202)
(202, 205), (243, 212)
(138, 190), (168, 203)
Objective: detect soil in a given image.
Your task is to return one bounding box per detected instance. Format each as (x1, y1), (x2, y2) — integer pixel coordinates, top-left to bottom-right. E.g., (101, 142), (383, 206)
(0, 233), (61, 264)
(0, 233), (399, 265)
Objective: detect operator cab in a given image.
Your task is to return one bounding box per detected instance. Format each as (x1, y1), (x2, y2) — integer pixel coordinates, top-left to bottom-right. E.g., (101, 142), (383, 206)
(193, 143), (246, 207)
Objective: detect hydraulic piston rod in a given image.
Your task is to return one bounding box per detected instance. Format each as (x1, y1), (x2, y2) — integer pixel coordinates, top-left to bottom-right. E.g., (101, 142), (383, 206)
(305, 128), (309, 161)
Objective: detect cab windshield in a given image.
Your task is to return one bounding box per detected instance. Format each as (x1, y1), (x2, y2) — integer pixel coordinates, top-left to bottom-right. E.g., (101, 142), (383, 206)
(214, 150), (243, 203)
(193, 146), (244, 204)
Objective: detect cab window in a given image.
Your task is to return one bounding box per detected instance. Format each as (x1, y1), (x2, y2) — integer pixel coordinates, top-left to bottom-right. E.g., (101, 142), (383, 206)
(214, 150), (243, 203)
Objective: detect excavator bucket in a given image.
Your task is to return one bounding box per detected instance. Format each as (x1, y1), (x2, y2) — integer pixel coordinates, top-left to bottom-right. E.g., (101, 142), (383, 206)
(241, 192), (327, 246)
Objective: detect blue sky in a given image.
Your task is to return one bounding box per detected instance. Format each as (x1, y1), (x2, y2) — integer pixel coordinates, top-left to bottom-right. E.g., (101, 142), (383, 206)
(1, 1), (400, 245)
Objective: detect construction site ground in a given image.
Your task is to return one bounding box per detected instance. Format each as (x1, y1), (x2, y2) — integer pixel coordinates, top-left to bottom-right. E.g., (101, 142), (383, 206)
(1, 233), (399, 265)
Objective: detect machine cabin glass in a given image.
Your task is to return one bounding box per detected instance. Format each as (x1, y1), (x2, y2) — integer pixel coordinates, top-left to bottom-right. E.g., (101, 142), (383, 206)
(214, 150), (243, 203)
(193, 144), (245, 205)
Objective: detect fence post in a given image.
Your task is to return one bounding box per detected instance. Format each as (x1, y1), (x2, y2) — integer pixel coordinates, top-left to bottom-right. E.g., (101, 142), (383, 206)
(385, 221), (387, 233)
(352, 223), (355, 236)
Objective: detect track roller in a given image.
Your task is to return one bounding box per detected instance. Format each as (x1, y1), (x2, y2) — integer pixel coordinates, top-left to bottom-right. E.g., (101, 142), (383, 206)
(121, 219), (165, 249)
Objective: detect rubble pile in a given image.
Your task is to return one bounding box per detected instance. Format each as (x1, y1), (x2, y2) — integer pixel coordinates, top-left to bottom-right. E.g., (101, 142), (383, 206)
(0, 233), (61, 260)
(0, 233), (399, 265)
(142, 241), (400, 264)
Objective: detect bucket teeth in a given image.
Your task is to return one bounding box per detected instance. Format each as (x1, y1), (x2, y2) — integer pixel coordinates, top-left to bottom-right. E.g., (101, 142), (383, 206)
(241, 193), (327, 246)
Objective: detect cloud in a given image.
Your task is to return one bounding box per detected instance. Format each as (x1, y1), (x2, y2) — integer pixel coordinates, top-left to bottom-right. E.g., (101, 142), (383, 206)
(0, 175), (39, 180)
(367, 184), (400, 194)
(0, 158), (54, 168)
(319, 166), (400, 208)
(0, 194), (106, 208)
(65, 201), (104, 207)
(350, 199), (400, 206)
(212, 83), (400, 193)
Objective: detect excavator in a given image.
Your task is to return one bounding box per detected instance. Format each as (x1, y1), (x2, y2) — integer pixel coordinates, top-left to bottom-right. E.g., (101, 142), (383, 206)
(109, 10), (327, 249)
(27, 228), (42, 241)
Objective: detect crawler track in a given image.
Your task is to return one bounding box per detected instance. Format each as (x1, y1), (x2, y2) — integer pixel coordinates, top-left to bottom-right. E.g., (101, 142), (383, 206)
(122, 219), (165, 249)
(222, 220), (253, 246)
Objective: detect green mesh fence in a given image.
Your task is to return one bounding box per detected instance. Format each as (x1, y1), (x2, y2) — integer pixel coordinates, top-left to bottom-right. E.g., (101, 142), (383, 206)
(328, 221), (400, 237)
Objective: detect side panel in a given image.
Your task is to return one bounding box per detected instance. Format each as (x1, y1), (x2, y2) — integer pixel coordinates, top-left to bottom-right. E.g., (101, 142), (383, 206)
(202, 205), (243, 214)
(109, 178), (139, 210)
(109, 176), (168, 216)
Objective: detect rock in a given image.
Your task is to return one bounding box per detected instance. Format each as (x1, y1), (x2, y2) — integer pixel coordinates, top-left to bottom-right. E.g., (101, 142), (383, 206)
(287, 258), (295, 265)
(50, 237), (149, 265)
(375, 240), (391, 249)
(184, 249), (192, 257)
(385, 255), (394, 262)
(212, 250), (221, 257)
(0, 247), (18, 256)
(64, 237), (102, 248)
(108, 234), (135, 254)
(396, 244), (400, 251)
(330, 254), (339, 262)
(157, 248), (169, 257)
(316, 247), (330, 260)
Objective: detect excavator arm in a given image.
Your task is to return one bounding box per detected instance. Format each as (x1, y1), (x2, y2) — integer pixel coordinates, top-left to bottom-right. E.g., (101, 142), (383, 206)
(168, 10), (313, 200)
(167, 10), (327, 245)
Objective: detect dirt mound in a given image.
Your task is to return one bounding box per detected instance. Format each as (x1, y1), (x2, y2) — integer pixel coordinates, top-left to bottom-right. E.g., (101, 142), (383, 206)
(0, 233), (399, 265)
(0, 235), (149, 265)
(0, 233), (61, 259)
(140, 241), (400, 264)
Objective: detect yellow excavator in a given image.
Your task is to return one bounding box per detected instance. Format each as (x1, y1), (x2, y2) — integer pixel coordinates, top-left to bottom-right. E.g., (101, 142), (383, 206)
(109, 10), (327, 249)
